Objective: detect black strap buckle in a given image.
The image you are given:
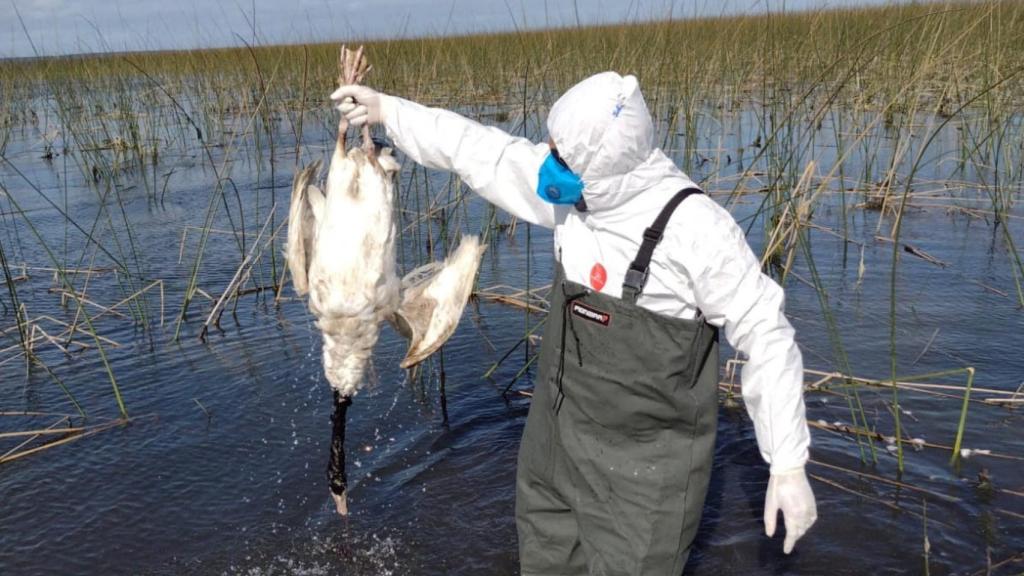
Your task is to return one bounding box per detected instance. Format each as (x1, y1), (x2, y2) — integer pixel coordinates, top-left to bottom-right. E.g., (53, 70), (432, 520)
(621, 187), (703, 300)
(622, 267), (649, 293)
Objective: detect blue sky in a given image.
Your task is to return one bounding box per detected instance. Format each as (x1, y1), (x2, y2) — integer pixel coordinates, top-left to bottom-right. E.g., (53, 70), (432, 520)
(3, 0), (918, 58)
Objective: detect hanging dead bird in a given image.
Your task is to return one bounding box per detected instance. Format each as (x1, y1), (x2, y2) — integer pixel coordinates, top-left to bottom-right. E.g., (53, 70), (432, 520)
(286, 45), (485, 517)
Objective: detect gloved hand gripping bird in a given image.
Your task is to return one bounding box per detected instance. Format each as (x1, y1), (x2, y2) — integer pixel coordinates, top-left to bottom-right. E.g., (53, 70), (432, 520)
(286, 46), (486, 516)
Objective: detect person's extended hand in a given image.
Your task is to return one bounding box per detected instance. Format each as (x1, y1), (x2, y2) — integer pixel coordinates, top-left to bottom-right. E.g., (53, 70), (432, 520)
(764, 467), (817, 554)
(330, 85), (383, 126)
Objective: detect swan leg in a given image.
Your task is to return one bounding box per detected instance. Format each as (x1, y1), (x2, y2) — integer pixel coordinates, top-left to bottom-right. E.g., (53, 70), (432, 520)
(361, 123), (374, 155)
(328, 390), (352, 516)
(335, 47), (352, 154)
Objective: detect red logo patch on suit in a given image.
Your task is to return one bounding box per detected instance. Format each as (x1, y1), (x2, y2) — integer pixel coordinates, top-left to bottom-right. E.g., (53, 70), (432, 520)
(589, 263), (607, 291)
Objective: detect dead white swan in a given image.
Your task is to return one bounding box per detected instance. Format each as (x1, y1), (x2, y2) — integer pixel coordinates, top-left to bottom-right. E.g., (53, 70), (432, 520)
(286, 46), (485, 516)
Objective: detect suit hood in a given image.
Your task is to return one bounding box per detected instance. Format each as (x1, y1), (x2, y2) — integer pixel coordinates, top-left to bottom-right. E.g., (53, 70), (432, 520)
(547, 71), (695, 213)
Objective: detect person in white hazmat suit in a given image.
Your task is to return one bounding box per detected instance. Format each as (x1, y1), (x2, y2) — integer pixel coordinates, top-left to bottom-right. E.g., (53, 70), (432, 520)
(332, 72), (817, 574)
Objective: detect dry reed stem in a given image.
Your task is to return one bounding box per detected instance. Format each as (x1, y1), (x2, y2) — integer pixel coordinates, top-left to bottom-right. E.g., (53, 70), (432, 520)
(995, 509), (1024, 521)
(935, 204), (1024, 221)
(984, 398), (1024, 406)
(53, 326), (120, 348)
(1000, 487), (1024, 499)
(806, 222), (868, 247)
(474, 293), (548, 313)
(64, 250), (99, 347)
(0, 416), (69, 460)
(30, 324), (72, 356)
(273, 261), (290, 304)
(967, 552), (1024, 576)
(0, 314), (120, 361)
(15, 265), (117, 276)
(0, 417), (136, 464)
(0, 330), (45, 355)
(873, 235), (949, 267)
(725, 359), (1015, 398)
(812, 221), (1010, 300)
(760, 161), (819, 272)
(51, 289), (130, 319)
(6, 314), (122, 349)
(0, 411), (76, 417)
(200, 206), (277, 339)
(971, 281), (1009, 297)
(475, 283), (552, 313)
(0, 351), (26, 367)
(808, 473), (955, 530)
(808, 420), (1023, 461)
(809, 459), (959, 502)
(913, 328), (941, 365)
(86, 279), (165, 326)
(0, 425), (89, 439)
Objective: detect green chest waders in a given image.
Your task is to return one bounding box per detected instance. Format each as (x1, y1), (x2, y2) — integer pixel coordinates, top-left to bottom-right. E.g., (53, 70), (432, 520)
(516, 189), (719, 576)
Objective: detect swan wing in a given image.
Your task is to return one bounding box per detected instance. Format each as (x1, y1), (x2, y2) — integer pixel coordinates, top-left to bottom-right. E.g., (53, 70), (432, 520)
(285, 160), (322, 296)
(395, 235), (486, 368)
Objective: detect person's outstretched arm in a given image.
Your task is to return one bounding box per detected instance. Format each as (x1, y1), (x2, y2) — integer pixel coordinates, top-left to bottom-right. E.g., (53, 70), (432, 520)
(331, 85), (557, 229)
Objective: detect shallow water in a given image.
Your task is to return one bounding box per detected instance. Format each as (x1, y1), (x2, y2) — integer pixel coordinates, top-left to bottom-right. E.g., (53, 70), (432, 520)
(1, 102), (1023, 576)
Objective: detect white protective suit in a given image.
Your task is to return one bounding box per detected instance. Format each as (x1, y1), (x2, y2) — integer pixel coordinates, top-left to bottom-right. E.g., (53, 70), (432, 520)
(376, 72), (810, 475)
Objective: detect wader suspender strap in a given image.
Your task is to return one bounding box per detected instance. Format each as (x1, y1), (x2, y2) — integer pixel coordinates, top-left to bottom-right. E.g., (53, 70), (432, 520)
(621, 187), (704, 303)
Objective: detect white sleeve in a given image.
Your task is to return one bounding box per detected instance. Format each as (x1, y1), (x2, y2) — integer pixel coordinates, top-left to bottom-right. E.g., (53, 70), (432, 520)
(380, 95), (556, 229)
(675, 197), (810, 473)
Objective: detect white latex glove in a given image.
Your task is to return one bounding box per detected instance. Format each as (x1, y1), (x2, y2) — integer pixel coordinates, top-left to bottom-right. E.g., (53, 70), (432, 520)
(764, 467), (817, 554)
(330, 85), (383, 127)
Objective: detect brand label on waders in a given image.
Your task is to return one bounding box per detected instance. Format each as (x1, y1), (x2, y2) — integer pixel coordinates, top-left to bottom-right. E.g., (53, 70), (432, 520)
(571, 302), (611, 326)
